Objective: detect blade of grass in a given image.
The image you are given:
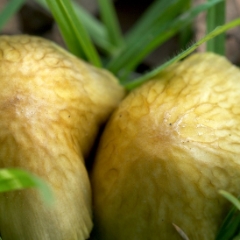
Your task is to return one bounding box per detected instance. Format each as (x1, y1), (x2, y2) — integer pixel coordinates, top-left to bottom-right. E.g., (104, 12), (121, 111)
(207, 0), (226, 55)
(124, 17), (240, 90)
(172, 223), (189, 240)
(45, 0), (85, 59)
(0, 168), (54, 205)
(34, 0), (115, 55)
(73, 1), (116, 55)
(109, 0), (224, 80)
(216, 191), (240, 240)
(125, 0), (187, 44)
(233, 233), (240, 240)
(216, 209), (240, 240)
(56, 0), (101, 66)
(46, 0), (101, 67)
(98, 0), (124, 48)
(107, 0), (188, 73)
(219, 190), (240, 211)
(0, 0), (26, 31)
(179, 0), (193, 48)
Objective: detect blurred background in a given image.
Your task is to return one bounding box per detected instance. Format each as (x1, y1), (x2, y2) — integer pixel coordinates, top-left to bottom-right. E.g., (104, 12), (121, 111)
(0, 0), (240, 72)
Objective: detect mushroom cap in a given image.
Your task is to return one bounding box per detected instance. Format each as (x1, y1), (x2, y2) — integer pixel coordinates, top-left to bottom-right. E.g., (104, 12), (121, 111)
(0, 35), (124, 240)
(91, 53), (240, 240)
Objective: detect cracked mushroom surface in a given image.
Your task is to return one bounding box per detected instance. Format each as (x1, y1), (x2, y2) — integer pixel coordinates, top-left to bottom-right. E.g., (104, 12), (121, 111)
(91, 53), (240, 240)
(0, 35), (124, 240)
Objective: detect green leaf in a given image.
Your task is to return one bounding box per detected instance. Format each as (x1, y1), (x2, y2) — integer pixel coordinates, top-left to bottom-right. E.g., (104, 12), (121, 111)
(0, 0), (26, 31)
(207, 0), (226, 55)
(0, 168), (54, 205)
(46, 0), (101, 67)
(98, 0), (124, 48)
(124, 17), (240, 90)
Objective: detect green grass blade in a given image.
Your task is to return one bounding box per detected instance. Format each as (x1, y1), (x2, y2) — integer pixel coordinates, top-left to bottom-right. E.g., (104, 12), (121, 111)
(107, 0), (188, 74)
(0, 168), (54, 205)
(172, 223), (189, 240)
(179, 0), (192, 48)
(216, 210), (240, 240)
(219, 190), (240, 211)
(0, 0), (26, 31)
(233, 233), (240, 240)
(216, 191), (240, 240)
(34, 0), (115, 55)
(125, 0), (186, 44)
(108, 21), (172, 78)
(45, 0), (85, 58)
(124, 17), (240, 90)
(73, 1), (115, 55)
(108, 0), (224, 80)
(98, 0), (123, 48)
(46, 0), (101, 67)
(207, 0), (226, 55)
(55, 0), (101, 66)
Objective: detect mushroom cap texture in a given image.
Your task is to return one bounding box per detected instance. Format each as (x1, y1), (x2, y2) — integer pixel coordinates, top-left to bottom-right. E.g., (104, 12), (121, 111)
(0, 35), (124, 240)
(91, 53), (240, 240)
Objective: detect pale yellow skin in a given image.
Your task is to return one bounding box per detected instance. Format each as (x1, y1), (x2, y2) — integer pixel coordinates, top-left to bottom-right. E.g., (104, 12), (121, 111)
(91, 53), (240, 240)
(0, 35), (124, 240)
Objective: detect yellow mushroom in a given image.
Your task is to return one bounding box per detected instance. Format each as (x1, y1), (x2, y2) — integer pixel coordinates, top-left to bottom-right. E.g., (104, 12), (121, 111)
(0, 35), (124, 240)
(91, 53), (240, 240)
